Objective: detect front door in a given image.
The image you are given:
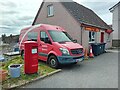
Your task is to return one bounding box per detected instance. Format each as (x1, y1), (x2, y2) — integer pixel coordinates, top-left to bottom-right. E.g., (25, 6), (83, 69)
(38, 31), (53, 61)
(101, 32), (104, 43)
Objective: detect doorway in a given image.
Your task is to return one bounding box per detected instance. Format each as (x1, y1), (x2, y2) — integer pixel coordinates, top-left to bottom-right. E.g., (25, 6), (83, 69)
(101, 32), (104, 43)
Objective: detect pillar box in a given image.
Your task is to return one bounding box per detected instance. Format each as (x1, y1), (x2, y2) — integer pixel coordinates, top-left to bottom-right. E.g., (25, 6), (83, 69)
(24, 41), (38, 74)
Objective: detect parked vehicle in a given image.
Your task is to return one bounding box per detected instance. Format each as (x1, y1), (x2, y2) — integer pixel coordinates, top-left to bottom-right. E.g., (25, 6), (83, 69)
(19, 24), (84, 68)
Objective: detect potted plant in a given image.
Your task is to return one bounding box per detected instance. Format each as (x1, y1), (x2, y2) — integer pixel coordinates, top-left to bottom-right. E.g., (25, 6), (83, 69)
(0, 70), (7, 82)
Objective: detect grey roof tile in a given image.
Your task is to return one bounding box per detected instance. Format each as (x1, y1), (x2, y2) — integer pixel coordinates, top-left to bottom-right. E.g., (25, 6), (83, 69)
(61, 2), (112, 30)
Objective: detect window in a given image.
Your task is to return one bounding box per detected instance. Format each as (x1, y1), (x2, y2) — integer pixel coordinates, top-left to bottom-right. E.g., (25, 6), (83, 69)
(40, 31), (49, 42)
(89, 31), (95, 42)
(28, 32), (38, 41)
(47, 5), (54, 17)
(107, 34), (110, 42)
(48, 30), (72, 43)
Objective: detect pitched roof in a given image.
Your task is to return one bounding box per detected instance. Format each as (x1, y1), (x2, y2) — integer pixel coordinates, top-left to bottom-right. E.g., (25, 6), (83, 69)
(61, 2), (112, 30)
(109, 1), (120, 12)
(32, 1), (112, 30)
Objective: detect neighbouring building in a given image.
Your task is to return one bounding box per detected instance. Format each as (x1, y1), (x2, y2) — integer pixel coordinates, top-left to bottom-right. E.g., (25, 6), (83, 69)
(1, 35), (19, 44)
(109, 1), (120, 47)
(33, 0), (113, 49)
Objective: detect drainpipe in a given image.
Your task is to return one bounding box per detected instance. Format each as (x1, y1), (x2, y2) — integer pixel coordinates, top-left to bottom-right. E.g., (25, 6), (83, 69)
(81, 26), (83, 45)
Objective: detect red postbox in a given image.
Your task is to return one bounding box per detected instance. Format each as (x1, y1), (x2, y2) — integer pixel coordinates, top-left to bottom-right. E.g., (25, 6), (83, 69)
(24, 41), (38, 74)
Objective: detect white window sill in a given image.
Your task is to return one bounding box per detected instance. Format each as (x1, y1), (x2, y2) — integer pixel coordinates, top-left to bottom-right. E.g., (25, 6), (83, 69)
(47, 15), (54, 17)
(89, 41), (96, 44)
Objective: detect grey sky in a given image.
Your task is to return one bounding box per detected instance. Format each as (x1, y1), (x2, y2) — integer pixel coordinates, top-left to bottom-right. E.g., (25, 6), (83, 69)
(0, 0), (119, 36)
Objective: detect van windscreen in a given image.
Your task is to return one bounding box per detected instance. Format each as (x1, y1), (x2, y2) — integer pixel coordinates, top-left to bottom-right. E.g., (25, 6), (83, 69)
(48, 30), (73, 43)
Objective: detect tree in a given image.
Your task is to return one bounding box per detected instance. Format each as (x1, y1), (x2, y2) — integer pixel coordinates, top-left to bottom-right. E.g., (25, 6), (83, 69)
(2, 34), (6, 43)
(10, 34), (13, 39)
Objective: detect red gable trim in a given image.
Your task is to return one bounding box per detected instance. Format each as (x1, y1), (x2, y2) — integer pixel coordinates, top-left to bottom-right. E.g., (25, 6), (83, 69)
(105, 29), (113, 34)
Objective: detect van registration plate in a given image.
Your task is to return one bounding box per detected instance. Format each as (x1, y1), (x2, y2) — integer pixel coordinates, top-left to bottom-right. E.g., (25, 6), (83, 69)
(76, 58), (83, 62)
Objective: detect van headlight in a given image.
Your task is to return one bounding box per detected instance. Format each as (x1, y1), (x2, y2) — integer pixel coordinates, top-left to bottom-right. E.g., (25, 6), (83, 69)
(60, 48), (70, 55)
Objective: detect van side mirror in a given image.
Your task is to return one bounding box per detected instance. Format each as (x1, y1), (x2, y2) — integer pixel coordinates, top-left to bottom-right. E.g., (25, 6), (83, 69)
(45, 37), (51, 44)
(72, 39), (77, 43)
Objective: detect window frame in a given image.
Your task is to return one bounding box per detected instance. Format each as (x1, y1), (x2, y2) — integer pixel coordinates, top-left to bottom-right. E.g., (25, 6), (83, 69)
(47, 4), (54, 17)
(89, 31), (96, 43)
(107, 34), (111, 42)
(40, 31), (49, 43)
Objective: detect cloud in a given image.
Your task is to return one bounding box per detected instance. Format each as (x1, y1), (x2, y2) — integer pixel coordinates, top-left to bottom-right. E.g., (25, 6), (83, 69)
(0, 25), (10, 29)
(80, 2), (118, 12)
(77, 0), (119, 2)
(0, 0), (41, 36)
(18, 16), (34, 21)
(0, 0), (17, 8)
(76, 1), (119, 24)
(0, 0), (119, 37)
(2, 10), (19, 15)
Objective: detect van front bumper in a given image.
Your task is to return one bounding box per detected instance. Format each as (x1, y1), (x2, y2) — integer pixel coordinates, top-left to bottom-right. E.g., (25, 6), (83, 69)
(57, 55), (84, 64)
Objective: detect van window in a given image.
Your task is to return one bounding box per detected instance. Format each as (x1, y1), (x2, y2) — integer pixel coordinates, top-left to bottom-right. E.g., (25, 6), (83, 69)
(40, 31), (49, 42)
(28, 32), (38, 41)
(48, 30), (72, 43)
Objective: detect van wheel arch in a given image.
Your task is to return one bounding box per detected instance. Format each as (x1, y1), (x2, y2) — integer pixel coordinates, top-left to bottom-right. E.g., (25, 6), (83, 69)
(47, 54), (59, 68)
(47, 54), (56, 63)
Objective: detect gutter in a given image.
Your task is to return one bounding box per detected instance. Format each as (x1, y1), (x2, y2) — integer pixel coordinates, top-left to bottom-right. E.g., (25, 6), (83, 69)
(81, 22), (112, 31)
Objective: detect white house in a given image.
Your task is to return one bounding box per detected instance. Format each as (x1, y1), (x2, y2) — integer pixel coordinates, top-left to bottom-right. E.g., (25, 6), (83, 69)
(109, 1), (120, 47)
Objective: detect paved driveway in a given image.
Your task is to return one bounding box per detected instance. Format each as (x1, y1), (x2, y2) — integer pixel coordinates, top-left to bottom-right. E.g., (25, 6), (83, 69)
(22, 50), (118, 88)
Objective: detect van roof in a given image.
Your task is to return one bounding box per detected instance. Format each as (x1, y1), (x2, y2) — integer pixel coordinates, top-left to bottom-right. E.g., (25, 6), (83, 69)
(41, 24), (65, 31)
(21, 24), (65, 33)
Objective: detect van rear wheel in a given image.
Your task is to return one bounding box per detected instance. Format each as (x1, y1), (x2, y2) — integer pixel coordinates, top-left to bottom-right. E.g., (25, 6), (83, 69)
(48, 55), (59, 69)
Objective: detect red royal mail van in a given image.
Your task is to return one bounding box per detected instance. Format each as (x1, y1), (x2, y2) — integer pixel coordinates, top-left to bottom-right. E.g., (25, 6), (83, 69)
(19, 24), (84, 68)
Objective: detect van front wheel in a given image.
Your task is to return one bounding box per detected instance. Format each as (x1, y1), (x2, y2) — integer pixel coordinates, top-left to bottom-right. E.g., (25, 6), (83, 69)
(48, 55), (59, 69)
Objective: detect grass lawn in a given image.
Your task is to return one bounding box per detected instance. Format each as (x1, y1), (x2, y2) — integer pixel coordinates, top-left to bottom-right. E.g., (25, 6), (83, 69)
(1, 56), (56, 89)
